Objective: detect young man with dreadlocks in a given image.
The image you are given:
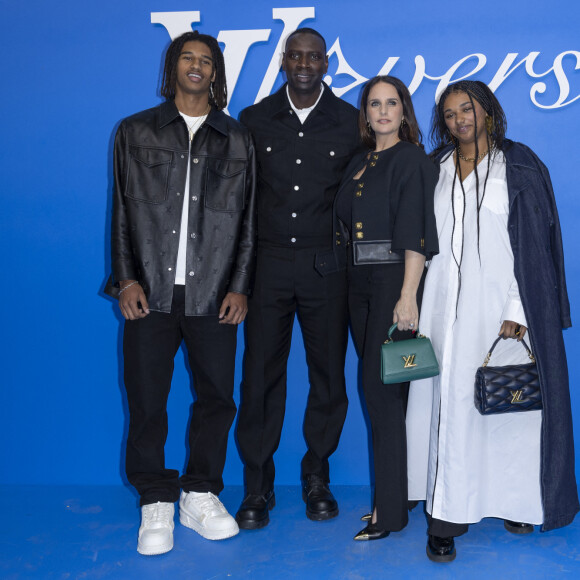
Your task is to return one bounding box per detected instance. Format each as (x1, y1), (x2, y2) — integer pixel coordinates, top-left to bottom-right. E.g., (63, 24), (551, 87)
(106, 31), (257, 555)
(406, 80), (578, 562)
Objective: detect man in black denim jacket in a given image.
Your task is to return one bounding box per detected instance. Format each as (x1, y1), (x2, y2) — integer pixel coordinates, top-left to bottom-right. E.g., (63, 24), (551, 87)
(106, 31), (256, 555)
(235, 28), (360, 529)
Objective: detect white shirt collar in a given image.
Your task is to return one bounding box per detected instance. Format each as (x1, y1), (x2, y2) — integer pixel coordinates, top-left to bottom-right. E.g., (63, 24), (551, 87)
(286, 84), (324, 124)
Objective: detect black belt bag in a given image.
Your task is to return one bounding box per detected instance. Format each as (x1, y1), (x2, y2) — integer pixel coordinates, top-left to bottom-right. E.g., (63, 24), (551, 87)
(353, 240), (403, 265)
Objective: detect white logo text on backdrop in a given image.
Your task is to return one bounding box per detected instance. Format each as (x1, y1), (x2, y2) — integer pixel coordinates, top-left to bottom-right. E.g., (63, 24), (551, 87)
(151, 7), (579, 109)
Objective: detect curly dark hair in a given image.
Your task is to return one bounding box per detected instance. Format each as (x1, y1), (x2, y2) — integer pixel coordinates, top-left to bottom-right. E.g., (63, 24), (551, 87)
(359, 76), (423, 149)
(160, 31), (227, 111)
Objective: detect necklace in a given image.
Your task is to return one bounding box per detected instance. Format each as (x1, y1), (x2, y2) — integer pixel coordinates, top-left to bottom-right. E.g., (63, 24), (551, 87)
(185, 104), (211, 141)
(457, 146), (489, 162)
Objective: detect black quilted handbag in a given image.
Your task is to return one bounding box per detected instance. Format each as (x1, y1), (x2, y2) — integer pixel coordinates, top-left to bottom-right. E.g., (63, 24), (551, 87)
(474, 337), (542, 415)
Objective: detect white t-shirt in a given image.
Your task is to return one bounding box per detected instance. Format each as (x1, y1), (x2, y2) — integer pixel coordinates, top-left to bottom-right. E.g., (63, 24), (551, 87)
(287, 84), (324, 123)
(174, 111), (208, 285)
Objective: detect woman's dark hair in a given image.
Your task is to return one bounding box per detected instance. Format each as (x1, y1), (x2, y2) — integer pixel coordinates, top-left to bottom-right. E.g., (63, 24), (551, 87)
(430, 80), (508, 316)
(430, 80), (507, 155)
(160, 31), (227, 111)
(359, 76), (423, 149)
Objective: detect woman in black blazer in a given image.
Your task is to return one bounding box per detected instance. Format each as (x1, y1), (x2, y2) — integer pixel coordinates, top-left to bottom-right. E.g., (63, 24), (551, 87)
(333, 76), (438, 540)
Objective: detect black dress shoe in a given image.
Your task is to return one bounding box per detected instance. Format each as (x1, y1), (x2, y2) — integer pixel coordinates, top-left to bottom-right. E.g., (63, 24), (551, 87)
(504, 520), (534, 534)
(235, 490), (275, 530)
(354, 523), (390, 541)
(426, 534), (456, 562)
(302, 475), (339, 521)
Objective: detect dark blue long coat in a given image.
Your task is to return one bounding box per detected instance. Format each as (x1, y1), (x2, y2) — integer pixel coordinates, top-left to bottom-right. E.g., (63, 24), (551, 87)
(501, 139), (579, 530)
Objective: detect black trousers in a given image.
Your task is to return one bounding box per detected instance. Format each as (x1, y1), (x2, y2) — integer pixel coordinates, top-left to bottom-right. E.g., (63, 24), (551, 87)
(428, 517), (469, 537)
(348, 261), (425, 532)
(237, 246), (349, 494)
(123, 286), (237, 506)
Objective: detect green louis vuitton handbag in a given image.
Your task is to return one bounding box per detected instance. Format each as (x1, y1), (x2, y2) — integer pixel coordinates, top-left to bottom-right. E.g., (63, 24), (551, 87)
(380, 324), (439, 384)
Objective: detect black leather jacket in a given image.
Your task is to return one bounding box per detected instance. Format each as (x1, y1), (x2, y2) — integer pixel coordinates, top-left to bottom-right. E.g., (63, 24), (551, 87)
(107, 100), (257, 316)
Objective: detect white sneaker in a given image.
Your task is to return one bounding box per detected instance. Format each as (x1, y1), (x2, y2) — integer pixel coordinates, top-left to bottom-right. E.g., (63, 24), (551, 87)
(179, 491), (239, 540)
(137, 502), (175, 555)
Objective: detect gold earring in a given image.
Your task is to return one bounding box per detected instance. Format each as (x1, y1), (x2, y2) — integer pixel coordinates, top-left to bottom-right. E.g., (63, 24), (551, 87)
(485, 115), (493, 135)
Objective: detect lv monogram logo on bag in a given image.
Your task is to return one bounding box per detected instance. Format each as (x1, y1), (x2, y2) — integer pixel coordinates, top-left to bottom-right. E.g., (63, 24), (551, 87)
(402, 354), (417, 368)
(510, 389), (525, 404)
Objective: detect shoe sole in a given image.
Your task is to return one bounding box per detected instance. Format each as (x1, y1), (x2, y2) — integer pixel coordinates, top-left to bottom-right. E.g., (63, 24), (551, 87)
(137, 539), (173, 556)
(306, 507), (339, 521)
(179, 512), (239, 540)
(236, 495), (276, 530)
(353, 531), (390, 541)
(504, 521), (534, 534)
(426, 544), (456, 563)
(236, 514), (270, 530)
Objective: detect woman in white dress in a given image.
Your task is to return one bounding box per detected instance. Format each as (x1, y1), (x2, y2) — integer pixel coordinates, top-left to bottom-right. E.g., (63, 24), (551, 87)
(406, 80), (578, 562)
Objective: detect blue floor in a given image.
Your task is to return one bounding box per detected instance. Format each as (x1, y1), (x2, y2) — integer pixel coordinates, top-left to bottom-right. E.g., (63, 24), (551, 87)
(2, 485), (579, 579)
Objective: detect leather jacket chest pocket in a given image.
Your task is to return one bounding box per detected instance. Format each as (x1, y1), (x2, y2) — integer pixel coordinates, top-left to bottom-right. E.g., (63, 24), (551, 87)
(126, 146), (172, 203)
(205, 159), (246, 212)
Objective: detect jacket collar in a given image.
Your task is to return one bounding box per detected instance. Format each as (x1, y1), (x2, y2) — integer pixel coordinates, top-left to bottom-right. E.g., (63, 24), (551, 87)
(157, 99), (229, 136)
(433, 143), (454, 163)
(502, 140), (535, 207)
(269, 82), (340, 123)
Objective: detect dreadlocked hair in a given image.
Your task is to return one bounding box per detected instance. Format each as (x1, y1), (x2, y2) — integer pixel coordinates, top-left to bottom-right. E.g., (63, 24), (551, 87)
(429, 80), (508, 316)
(160, 31), (228, 111)
(430, 80), (506, 155)
(359, 76), (424, 150)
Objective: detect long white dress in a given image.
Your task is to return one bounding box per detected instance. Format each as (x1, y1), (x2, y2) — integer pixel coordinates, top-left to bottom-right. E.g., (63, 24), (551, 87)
(406, 151), (543, 525)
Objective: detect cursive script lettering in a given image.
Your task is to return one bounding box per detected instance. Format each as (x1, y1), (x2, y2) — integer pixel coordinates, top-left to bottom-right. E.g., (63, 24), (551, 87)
(150, 7), (580, 109)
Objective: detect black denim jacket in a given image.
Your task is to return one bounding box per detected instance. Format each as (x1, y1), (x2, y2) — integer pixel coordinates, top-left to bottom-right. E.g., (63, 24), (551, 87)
(107, 100), (257, 316)
(239, 83), (360, 249)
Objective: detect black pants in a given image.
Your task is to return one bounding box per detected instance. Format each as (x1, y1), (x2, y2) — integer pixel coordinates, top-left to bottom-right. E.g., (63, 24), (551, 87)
(237, 246), (349, 494)
(428, 517), (469, 537)
(349, 261), (425, 532)
(123, 286), (237, 506)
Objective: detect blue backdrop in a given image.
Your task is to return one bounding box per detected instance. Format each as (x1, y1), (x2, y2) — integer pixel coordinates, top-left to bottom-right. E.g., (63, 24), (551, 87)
(1, 0), (578, 489)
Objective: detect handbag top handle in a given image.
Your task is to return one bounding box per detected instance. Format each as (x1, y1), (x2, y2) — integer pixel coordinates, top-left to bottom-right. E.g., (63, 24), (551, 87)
(385, 323), (422, 343)
(481, 336), (535, 367)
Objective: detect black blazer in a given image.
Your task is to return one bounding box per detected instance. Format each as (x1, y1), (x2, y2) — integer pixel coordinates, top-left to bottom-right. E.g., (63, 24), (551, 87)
(316, 141), (439, 275)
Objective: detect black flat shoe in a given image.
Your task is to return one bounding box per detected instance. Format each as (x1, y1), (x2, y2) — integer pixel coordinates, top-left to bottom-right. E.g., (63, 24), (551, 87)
(354, 523), (390, 541)
(426, 534), (456, 562)
(302, 475), (338, 521)
(235, 490), (275, 530)
(504, 520), (534, 534)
